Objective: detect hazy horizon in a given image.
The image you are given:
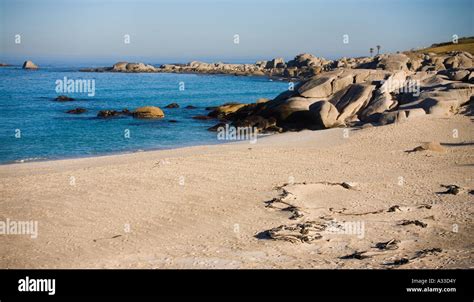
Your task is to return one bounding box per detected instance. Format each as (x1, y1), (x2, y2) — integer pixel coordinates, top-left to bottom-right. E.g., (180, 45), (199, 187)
(1, 0), (473, 65)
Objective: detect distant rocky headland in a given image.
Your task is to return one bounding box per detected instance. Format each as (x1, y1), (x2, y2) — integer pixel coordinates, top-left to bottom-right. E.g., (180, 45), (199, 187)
(80, 49), (473, 82)
(80, 54), (337, 81)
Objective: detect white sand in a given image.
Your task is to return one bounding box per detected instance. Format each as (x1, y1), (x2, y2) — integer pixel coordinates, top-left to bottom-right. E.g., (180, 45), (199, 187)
(0, 114), (473, 268)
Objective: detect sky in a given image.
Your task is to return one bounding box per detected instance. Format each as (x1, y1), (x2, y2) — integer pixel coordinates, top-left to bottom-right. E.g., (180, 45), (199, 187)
(0, 0), (473, 65)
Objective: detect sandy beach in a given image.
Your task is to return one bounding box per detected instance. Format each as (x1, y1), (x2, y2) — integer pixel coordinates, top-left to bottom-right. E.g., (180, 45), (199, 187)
(1, 113), (472, 269)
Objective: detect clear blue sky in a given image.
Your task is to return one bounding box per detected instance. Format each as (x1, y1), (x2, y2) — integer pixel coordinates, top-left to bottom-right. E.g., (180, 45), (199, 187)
(0, 0), (472, 65)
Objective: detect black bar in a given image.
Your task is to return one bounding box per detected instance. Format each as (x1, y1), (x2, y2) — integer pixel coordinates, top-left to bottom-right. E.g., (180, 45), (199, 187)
(0, 269), (471, 298)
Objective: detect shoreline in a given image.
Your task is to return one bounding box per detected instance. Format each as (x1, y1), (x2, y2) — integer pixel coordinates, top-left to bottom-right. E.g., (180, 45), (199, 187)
(1, 132), (278, 167)
(1, 114), (473, 268)
(0, 129), (300, 171)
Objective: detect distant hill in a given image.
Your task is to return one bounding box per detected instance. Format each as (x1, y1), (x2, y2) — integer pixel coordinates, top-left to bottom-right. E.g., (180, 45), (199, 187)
(415, 37), (474, 54)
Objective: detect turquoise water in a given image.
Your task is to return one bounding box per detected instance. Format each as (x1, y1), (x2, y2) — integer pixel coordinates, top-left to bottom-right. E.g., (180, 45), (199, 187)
(0, 66), (287, 163)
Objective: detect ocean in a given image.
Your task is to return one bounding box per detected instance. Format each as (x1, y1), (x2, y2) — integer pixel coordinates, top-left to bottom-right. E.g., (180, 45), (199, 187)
(0, 66), (288, 164)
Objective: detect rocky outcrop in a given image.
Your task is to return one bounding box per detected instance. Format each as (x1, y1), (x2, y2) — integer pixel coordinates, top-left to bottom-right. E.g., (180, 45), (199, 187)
(80, 50), (473, 84)
(354, 51), (473, 73)
(332, 83), (376, 122)
(54, 95), (75, 102)
(132, 106), (165, 119)
(232, 115), (281, 133)
(309, 101), (340, 128)
(206, 57), (473, 131)
(98, 107), (165, 119)
(208, 103), (247, 119)
(298, 75), (337, 98)
(80, 47), (473, 131)
(66, 108), (87, 114)
(266, 58), (286, 69)
(111, 62), (157, 72)
(165, 103), (180, 108)
(377, 53), (410, 71)
(97, 109), (132, 118)
(22, 60), (38, 69)
(81, 53), (335, 80)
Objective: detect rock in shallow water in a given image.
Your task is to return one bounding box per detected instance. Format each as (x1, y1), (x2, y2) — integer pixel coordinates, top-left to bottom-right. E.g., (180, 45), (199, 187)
(66, 108), (87, 114)
(97, 109), (131, 118)
(54, 95), (75, 102)
(165, 103), (180, 108)
(22, 60), (38, 69)
(133, 106), (165, 119)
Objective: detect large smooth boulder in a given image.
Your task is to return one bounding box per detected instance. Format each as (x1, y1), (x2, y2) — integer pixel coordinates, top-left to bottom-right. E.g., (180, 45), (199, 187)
(360, 90), (397, 121)
(379, 70), (408, 93)
(287, 53), (325, 68)
(332, 74), (354, 93)
(398, 81), (474, 117)
(331, 84), (376, 122)
(309, 101), (340, 128)
(400, 97), (460, 117)
(457, 52), (473, 69)
(376, 54), (409, 71)
(22, 60), (38, 69)
(444, 52), (473, 69)
(298, 76), (336, 98)
(268, 97), (318, 122)
(440, 69), (470, 81)
(353, 70), (372, 83)
(133, 106), (165, 119)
